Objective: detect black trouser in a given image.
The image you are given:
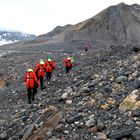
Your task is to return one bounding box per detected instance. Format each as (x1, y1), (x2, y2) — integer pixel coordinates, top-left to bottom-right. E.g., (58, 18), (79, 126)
(27, 86), (37, 104)
(39, 77), (44, 90)
(46, 72), (52, 81)
(66, 66), (72, 73)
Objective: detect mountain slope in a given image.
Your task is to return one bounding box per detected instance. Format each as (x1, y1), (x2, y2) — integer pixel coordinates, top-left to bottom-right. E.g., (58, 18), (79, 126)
(39, 3), (140, 44)
(1, 3), (140, 50)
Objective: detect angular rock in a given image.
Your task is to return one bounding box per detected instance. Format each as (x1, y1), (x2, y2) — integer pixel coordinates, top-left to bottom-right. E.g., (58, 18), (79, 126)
(46, 130), (53, 137)
(108, 127), (135, 139)
(88, 114), (95, 119)
(67, 114), (83, 124)
(65, 87), (73, 95)
(85, 118), (96, 128)
(79, 86), (90, 93)
(101, 103), (109, 110)
(87, 126), (98, 133)
(125, 119), (135, 126)
(119, 90), (139, 112)
(133, 101), (140, 110)
(131, 54), (140, 62)
(118, 68), (125, 76)
(132, 129), (140, 140)
(103, 85), (112, 93)
(55, 123), (64, 132)
(134, 80), (140, 89)
(97, 118), (105, 131)
(66, 100), (72, 104)
(61, 92), (68, 100)
(107, 97), (115, 105)
(96, 132), (107, 140)
(131, 109), (140, 117)
(116, 76), (127, 83)
(132, 71), (140, 77)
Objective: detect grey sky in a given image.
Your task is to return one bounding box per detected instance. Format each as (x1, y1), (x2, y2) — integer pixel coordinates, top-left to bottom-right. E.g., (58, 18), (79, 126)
(0, 0), (138, 35)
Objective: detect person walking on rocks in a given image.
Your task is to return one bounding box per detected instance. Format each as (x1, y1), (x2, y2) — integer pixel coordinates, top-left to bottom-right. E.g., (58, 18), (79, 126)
(45, 58), (55, 71)
(34, 59), (46, 90)
(45, 58), (54, 82)
(84, 44), (88, 52)
(23, 68), (39, 104)
(64, 57), (73, 74)
(83, 43), (91, 53)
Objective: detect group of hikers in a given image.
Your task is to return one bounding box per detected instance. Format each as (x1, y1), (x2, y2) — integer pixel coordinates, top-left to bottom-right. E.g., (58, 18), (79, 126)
(23, 57), (73, 104)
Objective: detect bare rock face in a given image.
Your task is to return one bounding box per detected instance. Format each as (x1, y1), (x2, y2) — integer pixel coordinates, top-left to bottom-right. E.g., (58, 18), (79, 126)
(42, 3), (140, 45)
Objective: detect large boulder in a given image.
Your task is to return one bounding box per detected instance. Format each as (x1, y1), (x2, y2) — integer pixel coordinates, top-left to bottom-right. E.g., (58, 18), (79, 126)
(119, 90), (139, 112)
(133, 101), (140, 110)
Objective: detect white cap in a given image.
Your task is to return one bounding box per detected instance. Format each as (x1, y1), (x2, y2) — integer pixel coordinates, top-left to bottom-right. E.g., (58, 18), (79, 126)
(40, 61), (45, 65)
(48, 58), (52, 62)
(27, 68), (33, 72)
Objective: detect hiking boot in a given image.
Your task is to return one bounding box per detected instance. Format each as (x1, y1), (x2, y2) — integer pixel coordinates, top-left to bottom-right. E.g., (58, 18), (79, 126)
(41, 86), (46, 90)
(32, 97), (35, 101)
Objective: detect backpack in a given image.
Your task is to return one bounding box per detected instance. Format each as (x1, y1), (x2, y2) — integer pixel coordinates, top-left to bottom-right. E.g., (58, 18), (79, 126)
(46, 65), (52, 73)
(37, 65), (45, 77)
(66, 61), (72, 68)
(26, 72), (35, 89)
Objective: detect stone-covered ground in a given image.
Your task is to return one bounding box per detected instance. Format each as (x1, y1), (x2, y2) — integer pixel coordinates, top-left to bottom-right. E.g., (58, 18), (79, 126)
(0, 45), (140, 140)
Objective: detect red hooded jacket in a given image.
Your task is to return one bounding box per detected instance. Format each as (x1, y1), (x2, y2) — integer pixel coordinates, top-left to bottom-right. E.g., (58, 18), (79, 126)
(45, 63), (53, 73)
(45, 60), (55, 70)
(64, 59), (72, 68)
(24, 71), (39, 89)
(34, 63), (46, 77)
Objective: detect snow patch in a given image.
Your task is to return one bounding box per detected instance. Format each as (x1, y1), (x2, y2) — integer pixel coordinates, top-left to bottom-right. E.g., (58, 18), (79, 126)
(0, 40), (13, 46)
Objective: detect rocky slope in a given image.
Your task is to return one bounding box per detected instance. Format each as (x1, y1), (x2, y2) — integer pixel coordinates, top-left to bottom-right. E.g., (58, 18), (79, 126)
(0, 44), (140, 139)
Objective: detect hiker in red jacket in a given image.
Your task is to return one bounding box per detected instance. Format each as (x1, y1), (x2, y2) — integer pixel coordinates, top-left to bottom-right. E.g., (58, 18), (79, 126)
(23, 68), (39, 104)
(45, 58), (55, 82)
(34, 60), (46, 90)
(45, 58), (55, 71)
(64, 57), (72, 74)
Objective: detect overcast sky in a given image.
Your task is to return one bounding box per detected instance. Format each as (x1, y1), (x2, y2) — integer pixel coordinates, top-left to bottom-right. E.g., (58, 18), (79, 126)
(0, 0), (139, 35)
